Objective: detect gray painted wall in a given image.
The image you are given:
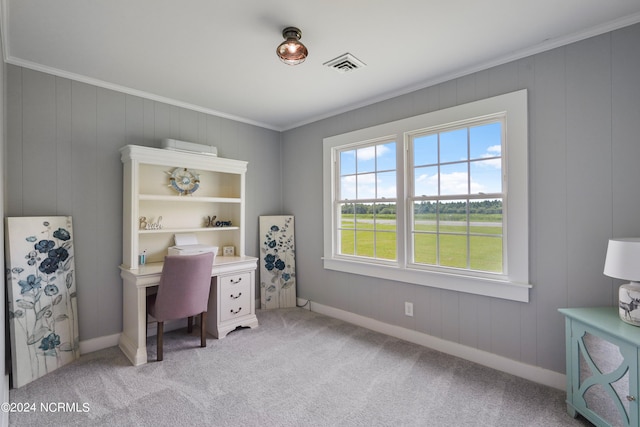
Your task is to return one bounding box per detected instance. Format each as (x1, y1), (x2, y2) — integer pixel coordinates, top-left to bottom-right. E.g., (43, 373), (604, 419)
(281, 23), (640, 373)
(1, 28), (8, 418)
(4, 22), (640, 376)
(5, 67), (282, 341)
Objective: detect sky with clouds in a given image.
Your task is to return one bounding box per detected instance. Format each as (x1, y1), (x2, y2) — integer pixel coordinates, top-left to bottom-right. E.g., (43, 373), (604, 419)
(340, 121), (502, 201)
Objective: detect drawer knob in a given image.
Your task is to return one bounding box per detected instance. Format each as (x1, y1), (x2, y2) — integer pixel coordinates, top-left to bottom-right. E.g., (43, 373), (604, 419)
(230, 277), (242, 284)
(230, 307), (242, 315)
(627, 395), (636, 402)
(230, 292), (242, 299)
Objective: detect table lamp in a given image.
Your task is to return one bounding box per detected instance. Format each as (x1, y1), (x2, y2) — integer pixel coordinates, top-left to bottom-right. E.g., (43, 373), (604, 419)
(604, 237), (640, 326)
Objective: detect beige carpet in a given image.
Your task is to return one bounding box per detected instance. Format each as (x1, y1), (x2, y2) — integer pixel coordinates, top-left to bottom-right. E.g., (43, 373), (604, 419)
(8, 308), (591, 426)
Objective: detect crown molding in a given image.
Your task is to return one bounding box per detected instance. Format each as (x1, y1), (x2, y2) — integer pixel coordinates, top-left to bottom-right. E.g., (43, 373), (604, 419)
(2, 0), (640, 132)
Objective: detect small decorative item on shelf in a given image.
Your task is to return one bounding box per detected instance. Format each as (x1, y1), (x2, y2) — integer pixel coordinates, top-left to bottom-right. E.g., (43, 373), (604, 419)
(139, 250), (147, 265)
(216, 220), (232, 227)
(204, 216), (217, 227)
(167, 167), (200, 195)
(140, 216), (163, 230)
(223, 246), (235, 256)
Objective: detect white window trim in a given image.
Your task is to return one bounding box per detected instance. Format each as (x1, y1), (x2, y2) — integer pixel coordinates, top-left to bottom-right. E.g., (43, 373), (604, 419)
(323, 89), (530, 302)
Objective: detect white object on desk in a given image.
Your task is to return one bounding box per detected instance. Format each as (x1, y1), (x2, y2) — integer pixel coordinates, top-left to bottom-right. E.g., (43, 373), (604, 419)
(174, 232), (199, 246)
(168, 233), (218, 260)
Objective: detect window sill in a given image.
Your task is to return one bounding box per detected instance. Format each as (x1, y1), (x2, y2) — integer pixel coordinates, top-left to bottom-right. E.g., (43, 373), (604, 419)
(322, 257), (531, 302)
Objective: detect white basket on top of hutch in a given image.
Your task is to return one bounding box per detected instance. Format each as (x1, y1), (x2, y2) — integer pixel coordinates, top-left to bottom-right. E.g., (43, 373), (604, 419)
(119, 144), (258, 366)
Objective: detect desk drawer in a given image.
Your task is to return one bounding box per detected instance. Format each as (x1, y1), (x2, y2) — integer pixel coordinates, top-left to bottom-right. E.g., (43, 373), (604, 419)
(219, 273), (251, 292)
(219, 273), (251, 321)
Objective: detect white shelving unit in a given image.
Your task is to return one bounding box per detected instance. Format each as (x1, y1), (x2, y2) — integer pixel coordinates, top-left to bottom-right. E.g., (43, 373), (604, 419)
(118, 145), (258, 366)
(120, 144), (248, 268)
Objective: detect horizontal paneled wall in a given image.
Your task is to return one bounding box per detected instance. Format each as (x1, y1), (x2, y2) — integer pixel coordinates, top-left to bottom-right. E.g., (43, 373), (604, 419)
(282, 23), (640, 374)
(5, 67), (282, 340)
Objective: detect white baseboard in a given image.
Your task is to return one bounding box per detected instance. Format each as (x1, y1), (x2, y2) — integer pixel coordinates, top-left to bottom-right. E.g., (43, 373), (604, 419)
(78, 299), (566, 390)
(79, 333), (120, 355)
(79, 319), (185, 355)
(308, 300), (566, 391)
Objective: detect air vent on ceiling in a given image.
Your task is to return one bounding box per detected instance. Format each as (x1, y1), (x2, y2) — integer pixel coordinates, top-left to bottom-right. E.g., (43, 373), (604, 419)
(323, 53), (366, 73)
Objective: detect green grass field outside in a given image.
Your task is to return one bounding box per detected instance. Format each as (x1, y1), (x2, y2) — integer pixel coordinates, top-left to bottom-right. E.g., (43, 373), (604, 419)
(339, 214), (503, 272)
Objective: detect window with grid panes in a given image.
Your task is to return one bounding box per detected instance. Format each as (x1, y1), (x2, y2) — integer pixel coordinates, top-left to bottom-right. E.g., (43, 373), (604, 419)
(337, 140), (397, 262)
(323, 90), (530, 302)
(409, 118), (504, 274)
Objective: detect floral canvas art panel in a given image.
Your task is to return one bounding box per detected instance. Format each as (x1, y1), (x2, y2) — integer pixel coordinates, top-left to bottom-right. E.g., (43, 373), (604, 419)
(5, 216), (80, 388)
(260, 216), (296, 309)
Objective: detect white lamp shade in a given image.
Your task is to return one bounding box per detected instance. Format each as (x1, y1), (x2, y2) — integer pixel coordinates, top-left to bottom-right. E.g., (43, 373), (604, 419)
(604, 238), (640, 281)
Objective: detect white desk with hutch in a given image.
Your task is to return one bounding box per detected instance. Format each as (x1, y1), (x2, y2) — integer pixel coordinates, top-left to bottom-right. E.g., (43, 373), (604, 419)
(118, 145), (258, 366)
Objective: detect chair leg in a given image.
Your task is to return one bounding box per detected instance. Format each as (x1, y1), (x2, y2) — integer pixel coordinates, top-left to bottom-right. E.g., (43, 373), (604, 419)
(187, 316), (193, 333)
(200, 312), (207, 347)
(157, 321), (164, 361)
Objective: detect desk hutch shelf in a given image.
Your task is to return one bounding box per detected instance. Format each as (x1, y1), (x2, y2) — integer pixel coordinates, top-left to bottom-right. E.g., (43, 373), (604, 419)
(120, 144), (248, 268)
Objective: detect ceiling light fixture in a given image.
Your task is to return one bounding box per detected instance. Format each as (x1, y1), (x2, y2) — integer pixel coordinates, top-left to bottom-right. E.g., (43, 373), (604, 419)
(276, 27), (308, 66)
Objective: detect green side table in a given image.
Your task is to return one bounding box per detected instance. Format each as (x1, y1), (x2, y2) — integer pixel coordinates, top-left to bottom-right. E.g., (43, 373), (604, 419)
(559, 307), (640, 427)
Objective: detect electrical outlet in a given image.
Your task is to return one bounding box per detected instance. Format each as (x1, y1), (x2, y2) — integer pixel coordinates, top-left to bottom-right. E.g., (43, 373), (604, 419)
(405, 302), (413, 317)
